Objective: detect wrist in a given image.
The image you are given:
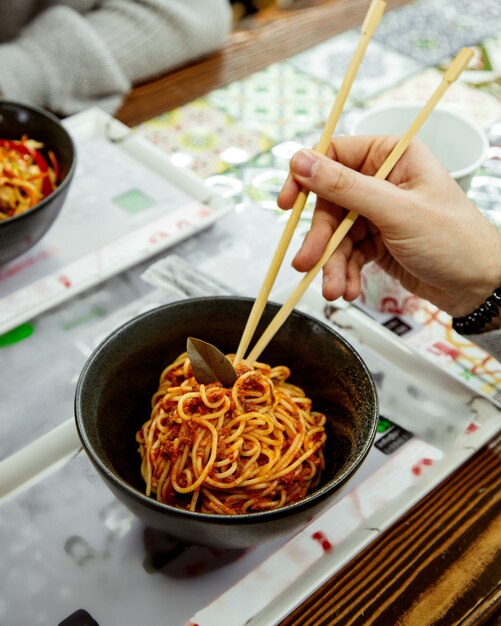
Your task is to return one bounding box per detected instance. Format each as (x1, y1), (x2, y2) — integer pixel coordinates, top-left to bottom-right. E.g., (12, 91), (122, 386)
(450, 230), (501, 318)
(482, 313), (501, 333)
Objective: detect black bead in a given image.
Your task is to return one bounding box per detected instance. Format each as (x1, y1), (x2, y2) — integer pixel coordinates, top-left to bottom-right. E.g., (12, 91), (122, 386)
(489, 288), (501, 305)
(452, 286), (501, 335)
(483, 299), (498, 319)
(452, 317), (467, 333)
(477, 304), (493, 324)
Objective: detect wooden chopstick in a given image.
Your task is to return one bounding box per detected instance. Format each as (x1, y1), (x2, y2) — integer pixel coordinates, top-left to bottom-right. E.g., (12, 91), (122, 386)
(234, 0), (387, 364)
(244, 47), (474, 365)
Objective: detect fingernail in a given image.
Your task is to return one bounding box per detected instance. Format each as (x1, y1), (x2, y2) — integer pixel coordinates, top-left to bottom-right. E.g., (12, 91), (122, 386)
(292, 150), (318, 177)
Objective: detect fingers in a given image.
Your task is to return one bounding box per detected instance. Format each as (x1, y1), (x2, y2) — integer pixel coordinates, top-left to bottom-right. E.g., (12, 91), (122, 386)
(345, 249), (366, 301)
(277, 173), (302, 210)
(321, 246), (366, 302)
(276, 135), (485, 311)
(277, 135), (400, 210)
(292, 200), (342, 271)
(324, 135), (441, 182)
(276, 136), (451, 305)
(283, 148), (409, 231)
(277, 135), (446, 230)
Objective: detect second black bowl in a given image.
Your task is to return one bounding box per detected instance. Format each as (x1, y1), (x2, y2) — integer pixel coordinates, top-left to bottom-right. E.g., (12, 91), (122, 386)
(75, 296), (379, 549)
(0, 100), (76, 265)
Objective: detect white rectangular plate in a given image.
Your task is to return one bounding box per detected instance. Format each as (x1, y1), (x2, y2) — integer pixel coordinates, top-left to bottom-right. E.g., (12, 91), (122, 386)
(0, 108), (232, 335)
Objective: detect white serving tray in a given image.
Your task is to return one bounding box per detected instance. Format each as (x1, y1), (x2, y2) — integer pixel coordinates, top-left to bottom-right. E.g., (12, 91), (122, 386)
(0, 108), (232, 336)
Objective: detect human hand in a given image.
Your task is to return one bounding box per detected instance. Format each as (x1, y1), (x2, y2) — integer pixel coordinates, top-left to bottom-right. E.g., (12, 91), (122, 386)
(277, 135), (501, 318)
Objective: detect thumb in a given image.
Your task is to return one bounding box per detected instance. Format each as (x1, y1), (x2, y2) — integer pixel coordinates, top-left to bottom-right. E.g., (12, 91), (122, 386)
(287, 149), (407, 229)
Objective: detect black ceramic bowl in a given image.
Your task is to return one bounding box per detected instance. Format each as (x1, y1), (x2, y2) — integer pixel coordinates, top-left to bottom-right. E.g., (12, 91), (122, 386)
(75, 296), (378, 550)
(0, 100), (76, 265)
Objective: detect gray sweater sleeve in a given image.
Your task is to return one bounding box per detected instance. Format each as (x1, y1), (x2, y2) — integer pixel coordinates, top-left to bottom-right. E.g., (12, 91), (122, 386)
(0, 0), (232, 116)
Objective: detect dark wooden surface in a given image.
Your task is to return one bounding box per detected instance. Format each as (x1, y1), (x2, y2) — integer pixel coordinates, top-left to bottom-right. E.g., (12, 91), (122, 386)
(280, 435), (501, 626)
(116, 2), (501, 623)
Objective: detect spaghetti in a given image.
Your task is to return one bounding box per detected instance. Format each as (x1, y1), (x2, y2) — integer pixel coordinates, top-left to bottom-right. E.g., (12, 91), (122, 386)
(0, 136), (59, 221)
(136, 352), (327, 514)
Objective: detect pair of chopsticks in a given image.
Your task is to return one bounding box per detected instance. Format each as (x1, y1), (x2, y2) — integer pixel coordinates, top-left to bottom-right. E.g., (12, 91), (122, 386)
(235, 0), (473, 366)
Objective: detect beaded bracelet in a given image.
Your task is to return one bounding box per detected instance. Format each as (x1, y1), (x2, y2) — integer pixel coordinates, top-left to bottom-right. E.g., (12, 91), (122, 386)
(452, 287), (501, 335)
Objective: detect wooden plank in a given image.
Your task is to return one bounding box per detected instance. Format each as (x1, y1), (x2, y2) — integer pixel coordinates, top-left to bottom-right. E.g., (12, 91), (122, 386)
(280, 435), (501, 625)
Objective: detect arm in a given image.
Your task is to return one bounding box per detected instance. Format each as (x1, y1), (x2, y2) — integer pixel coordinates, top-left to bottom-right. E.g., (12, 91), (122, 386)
(277, 136), (501, 360)
(0, 0), (232, 115)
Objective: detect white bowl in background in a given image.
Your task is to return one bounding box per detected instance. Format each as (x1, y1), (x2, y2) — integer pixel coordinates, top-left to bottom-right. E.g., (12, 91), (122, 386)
(350, 103), (489, 192)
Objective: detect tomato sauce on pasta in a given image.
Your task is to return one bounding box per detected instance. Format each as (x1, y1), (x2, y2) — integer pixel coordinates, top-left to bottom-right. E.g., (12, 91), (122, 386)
(136, 352), (327, 514)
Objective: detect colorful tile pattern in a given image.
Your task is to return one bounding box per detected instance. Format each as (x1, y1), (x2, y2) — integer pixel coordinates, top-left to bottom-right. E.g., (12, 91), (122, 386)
(288, 29), (424, 105)
(409, 302), (501, 400)
(373, 0), (501, 66)
(222, 140), (317, 234)
(136, 98), (273, 179)
(207, 62), (338, 141)
(469, 119), (501, 225)
(439, 33), (501, 101)
(365, 67), (501, 129)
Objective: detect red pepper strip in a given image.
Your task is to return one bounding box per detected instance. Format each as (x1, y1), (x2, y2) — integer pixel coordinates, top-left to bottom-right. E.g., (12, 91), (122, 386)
(0, 139), (54, 196)
(39, 170), (54, 197)
(48, 150), (60, 182)
(28, 149), (55, 197)
(0, 138), (32, 158)
(22, 143), (54, 196)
